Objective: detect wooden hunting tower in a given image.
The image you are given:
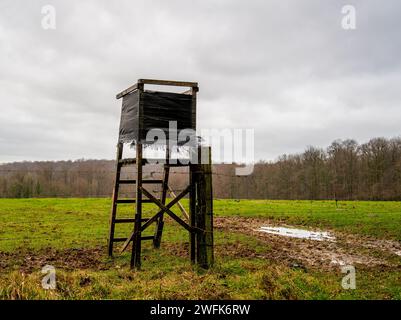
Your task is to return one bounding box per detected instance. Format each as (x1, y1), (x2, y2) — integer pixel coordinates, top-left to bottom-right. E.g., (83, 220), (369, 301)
(108, 79), (214, 270)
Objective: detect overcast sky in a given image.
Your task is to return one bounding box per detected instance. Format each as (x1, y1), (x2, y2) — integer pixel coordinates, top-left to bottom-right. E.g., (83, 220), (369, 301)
(0, 0), (400, 163)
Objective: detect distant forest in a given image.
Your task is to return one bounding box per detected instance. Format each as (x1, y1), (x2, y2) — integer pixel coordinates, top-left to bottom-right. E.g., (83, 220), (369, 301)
(1, 137), (400, 200)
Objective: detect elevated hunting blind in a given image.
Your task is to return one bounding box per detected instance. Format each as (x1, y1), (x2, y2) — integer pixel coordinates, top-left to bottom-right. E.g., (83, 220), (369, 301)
(108, 79), (214, 270)
(117, 80), (197, 144)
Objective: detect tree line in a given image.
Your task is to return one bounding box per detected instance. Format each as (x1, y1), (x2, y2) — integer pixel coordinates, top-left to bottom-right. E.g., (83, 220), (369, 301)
(1, 137), (400, 200)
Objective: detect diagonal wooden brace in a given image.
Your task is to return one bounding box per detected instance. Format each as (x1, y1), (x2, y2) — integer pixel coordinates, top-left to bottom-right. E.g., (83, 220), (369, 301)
(140, 186), (193, 232)
(168, 186), (190, 221)
(120, 186), (191, 253)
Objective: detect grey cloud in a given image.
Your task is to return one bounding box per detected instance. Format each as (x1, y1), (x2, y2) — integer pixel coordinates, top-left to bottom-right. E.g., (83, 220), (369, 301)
(0, 0), (400, 162)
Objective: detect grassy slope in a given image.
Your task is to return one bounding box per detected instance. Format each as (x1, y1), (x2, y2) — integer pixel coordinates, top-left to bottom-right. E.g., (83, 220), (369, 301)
(0, 198), (400, 299)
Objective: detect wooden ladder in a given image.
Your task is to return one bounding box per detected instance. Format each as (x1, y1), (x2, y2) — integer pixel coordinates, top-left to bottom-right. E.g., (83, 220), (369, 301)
(107, 142), (170, 258)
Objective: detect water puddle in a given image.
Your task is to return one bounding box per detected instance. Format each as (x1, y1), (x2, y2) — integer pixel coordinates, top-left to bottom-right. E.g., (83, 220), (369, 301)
(256, 226), (336, 242)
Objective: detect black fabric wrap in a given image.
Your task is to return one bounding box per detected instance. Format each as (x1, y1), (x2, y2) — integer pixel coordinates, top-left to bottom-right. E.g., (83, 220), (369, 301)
(118, 90), (195, 145)
(119, 90), (140, 143)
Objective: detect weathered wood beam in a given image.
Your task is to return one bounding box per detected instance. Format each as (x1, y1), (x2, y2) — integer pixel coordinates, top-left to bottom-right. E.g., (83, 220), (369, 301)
(168, 186), (189, 221)
(116, 83), (138, 99)
(190, 146), (214, 269)
(138, 78), (198, 88)
(107, 142), (124, 256)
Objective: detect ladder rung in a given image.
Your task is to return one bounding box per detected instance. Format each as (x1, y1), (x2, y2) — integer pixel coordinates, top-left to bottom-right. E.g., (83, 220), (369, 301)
(118, 180), (136, 184)
(116, 199), (155, 204)
(116, 199), (136, 204)
(112, 235), (154, 243)
(144, 179), (163, 184)
(140, 236), (154, 241)
(118, 179), (163, 184)
(114, 218), (150, 223)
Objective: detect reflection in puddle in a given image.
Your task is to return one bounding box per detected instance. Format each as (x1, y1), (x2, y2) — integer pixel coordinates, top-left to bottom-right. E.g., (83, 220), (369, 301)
(256, 226), (336, 242)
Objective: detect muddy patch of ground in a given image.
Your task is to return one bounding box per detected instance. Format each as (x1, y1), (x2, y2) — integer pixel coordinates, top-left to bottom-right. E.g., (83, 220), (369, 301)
(214, 216), (401, 270)
(0, 246), (109, 273)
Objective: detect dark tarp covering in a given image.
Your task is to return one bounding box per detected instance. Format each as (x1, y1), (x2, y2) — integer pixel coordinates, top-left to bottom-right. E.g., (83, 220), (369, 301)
(118, 90), (195, 145)
(119, 90), (140, 143)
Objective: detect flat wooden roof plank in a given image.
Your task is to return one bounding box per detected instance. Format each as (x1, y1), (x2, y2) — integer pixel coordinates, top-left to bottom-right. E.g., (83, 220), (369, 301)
(116, 79), (198, 99)
(116, 83), (138, 99)
(138, 79), (198, 88)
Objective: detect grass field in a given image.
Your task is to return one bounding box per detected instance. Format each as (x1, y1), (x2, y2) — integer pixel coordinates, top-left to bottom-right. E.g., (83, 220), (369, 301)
(0, 198), (400, 300)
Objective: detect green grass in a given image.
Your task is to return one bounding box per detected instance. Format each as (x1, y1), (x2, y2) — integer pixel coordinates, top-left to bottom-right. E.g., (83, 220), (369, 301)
(0, 198), (401, 300)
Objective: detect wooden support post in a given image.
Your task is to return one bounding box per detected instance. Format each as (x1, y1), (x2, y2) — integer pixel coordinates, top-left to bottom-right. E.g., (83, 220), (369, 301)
(131, 143), (143, 269)
(190, 146), (214, 268)
(189, 85), (198, 264)
(197, 146), (214, 268)
(107, 142), (123, 256)
(189, 162), (196, 264)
